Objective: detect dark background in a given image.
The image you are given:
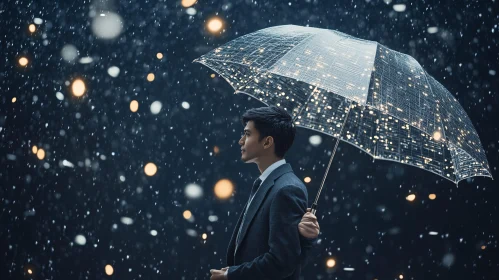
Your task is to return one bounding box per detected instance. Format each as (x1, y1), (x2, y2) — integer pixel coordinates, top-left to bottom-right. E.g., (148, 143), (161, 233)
(1, 0), (497, 279)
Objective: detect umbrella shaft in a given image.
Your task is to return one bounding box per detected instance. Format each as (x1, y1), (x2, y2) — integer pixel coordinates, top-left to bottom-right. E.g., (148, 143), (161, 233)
(311, 100), (353, 215)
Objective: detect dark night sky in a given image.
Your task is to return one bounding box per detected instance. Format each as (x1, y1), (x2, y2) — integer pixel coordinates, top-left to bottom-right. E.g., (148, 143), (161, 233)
(1, 0), (498, 279)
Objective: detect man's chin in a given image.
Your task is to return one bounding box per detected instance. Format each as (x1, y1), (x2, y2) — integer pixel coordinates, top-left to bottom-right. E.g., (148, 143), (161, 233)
(241, 156), (252, 163)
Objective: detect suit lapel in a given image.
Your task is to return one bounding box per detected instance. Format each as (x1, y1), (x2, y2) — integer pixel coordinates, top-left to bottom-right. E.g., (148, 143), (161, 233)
(226, 199), (249, 266)
(233, 163), (293, 256)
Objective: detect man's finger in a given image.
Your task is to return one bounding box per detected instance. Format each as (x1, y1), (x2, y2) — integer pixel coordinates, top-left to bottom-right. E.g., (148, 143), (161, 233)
(299, 222), (319, 231)
(301, 218), (316, 224)
(300, 221), (319, 228)
(302, 215), (317, 221)
(301, 219), (317, 225)
(303, 214), (317, 220)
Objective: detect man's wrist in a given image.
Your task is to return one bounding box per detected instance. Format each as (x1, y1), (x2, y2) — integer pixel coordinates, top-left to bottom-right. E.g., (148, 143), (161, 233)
(224, 268), (228, 279)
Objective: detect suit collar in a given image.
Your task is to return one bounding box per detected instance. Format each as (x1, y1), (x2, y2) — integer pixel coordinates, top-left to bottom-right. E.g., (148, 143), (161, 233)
(258, 158), (286, 185)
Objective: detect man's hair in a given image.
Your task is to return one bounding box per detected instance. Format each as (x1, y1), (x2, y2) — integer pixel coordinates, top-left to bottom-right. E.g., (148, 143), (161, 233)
(241, 106), (296, 158)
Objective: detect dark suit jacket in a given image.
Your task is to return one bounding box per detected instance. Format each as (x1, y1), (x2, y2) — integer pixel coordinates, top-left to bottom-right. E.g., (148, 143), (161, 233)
(226, 163), (316, 280)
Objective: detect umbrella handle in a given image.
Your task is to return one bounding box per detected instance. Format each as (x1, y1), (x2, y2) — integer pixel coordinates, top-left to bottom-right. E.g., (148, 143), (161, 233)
(311, 202), (317, 215)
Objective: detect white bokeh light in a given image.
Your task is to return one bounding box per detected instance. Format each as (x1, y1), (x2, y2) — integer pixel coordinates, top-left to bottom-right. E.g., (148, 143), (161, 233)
(309, 135), (322, 146)
(185, 183), (203, 199)
(150, 101), (162, 114)
(79, 57), (93, 64)
(427, 27), (438, 34)
(208, 215), (218, 222)
(120, 216), (133, 225)
(181, 101), (190, 109)
(61, 44), (79, 63)
(442, 253), (455, 268)
(56, 91), (64, 101)
(393, 4), (406, 12)
(91, 12), (123, 39)
(107, 66), (120, 77)
(74, 234), (86, 245)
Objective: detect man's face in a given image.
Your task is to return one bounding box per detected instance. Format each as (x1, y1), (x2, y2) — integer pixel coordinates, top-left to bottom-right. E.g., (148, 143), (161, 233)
(239, 121), (267, 163)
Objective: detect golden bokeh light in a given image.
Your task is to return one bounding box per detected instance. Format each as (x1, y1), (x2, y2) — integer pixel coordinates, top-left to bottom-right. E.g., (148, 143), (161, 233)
(406, 194), (416, 202)
(18, 57), (29, 67)
(202, 233), (207, 240)
(207, 17), (223, 33)
(183, 210), (192, 219)
(27, 269), (33, 274)
(36, 148), (45, 160)
(399, 274), (404, 279)
(71, 79), (86, 97)
(481, 245), (486, 250)
(433, 131), (442, 141)
(32, 145), (38, 154)
(12, 97), (17, 103)
(210, 73), (216, 78)
(214, 179), (234, 200)
(130, 100), (139, 112)
(429, 194), (436, 200)
(29, 24), (36, 33)
(213, 145), (220, 155)
(304, 177), (311, 183)
(156, 52), (163, 59)
(326, 258), (336, 268)
(105, 264), (114, 275)
(144, 162), (158, 176)
(181, 0), (197, 8)
(147, 73), (155, 82)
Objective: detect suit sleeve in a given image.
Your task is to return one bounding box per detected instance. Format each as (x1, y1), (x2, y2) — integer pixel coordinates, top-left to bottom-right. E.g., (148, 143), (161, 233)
(226, 185), (307, 280)
(299, 234), (317, 270)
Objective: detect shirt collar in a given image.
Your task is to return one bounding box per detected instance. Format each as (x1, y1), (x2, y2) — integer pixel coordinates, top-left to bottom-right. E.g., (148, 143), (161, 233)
(258, 158), (286, 185)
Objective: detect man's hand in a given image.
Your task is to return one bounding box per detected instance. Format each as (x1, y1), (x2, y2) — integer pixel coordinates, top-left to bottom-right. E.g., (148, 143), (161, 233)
(210, 267), (229, 280)
(298, 208), (320, 239)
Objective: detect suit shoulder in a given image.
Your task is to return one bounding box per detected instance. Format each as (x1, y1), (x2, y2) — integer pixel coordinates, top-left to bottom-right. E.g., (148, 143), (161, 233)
(274, 172), (307, 193)
(275, 172), (305, 188)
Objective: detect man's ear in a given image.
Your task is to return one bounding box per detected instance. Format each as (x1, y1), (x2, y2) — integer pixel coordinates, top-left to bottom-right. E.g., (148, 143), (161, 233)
(263, 136), (274, 149)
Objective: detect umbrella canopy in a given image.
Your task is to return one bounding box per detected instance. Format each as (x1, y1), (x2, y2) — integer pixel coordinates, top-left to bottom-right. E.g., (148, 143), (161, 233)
(194, 24), (492, 184)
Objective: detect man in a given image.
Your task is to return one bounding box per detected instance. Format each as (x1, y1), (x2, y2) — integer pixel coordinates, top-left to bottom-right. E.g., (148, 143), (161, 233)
(210, 106), (320, 280)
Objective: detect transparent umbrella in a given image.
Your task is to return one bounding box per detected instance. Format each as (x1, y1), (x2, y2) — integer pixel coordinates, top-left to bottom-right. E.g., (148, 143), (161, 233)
(193, 25), (492, 214)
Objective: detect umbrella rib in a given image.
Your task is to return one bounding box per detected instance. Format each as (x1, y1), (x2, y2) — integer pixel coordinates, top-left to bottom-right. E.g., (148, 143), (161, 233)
(421, 70), (464, 183)
(265, 31), (320, 72)
(291, 86), (318, 123)
(420, 67), (455, 179)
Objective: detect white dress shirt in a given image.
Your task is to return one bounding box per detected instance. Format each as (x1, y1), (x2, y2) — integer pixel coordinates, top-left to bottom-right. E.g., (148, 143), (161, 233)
(225, 159), (286, 278)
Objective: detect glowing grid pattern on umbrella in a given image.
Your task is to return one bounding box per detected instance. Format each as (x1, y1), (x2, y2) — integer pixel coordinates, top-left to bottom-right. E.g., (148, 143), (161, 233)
(194, 25), (492, 184)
